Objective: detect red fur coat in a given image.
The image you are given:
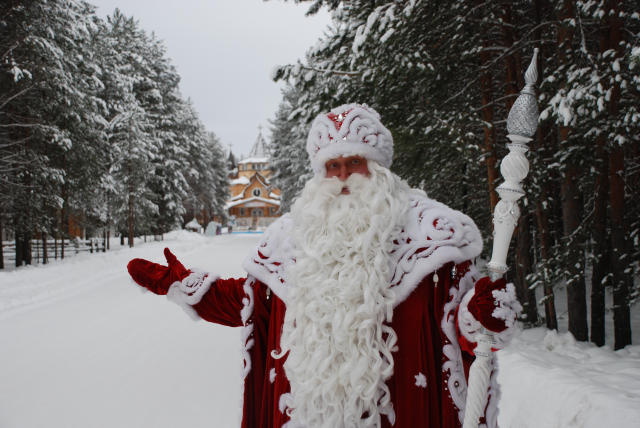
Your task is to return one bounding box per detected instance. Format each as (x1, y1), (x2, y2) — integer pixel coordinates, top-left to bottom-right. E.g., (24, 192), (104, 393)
(165, 195), (502, 427)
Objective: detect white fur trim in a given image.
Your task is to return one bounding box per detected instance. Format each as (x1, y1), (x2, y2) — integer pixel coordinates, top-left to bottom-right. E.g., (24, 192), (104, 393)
(279, 392), (293, 415)
(240, 276), (256, 379)
(166, 271), (217, 320)
(442, 266), (477, 423)
(307, 104), (394, 175)
(389, 196), (483, 306)
(492, 282), (522, 329)
(243, 194), (483, 308)
(269, 368), (276, 383)
(242, 215), (295, 302)
(458, 286), (484, 344)
(458, 284), (520, 350)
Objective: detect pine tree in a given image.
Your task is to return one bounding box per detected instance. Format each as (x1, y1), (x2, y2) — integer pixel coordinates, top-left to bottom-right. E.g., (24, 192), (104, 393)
(177, 100), (228, 227)
(269, 89), (313, 211)
(100, 10), (157, 247)
(0, 0), (105, 263)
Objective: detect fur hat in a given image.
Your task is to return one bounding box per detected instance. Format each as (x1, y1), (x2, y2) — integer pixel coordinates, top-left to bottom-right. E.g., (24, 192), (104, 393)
(306, 103), (394, 175)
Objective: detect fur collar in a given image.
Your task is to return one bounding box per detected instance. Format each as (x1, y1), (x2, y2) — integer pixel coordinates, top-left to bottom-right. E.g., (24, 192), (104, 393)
(242, 194), (482, 306)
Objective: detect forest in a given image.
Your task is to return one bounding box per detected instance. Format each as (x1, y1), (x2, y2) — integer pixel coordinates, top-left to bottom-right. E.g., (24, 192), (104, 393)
(268, 0), (639, 349)
(0, 1), (229, 267)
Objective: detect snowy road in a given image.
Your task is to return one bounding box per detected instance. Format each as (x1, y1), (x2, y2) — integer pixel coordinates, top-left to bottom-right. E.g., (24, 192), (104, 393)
(0, 232), (257, 428)
(1, 231), (639, 428)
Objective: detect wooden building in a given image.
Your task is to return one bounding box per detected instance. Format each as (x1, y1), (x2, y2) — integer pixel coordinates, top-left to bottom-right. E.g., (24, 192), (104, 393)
(226, 131), (281, 230)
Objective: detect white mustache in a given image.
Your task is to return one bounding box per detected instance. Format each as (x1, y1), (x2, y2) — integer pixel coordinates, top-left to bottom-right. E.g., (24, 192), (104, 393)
(323, 173), (370, 197)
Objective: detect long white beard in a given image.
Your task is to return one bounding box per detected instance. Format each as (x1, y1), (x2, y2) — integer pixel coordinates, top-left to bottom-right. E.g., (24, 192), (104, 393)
(279, 162), (412, 428)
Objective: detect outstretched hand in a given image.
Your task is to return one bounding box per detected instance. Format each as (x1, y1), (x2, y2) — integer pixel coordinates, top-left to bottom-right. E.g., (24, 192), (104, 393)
(467, 276), (522, 333)
(127, 248), (191, 295)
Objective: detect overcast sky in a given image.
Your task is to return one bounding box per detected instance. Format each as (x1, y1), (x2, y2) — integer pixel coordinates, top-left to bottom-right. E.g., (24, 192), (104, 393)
(90, 0), (331, 157)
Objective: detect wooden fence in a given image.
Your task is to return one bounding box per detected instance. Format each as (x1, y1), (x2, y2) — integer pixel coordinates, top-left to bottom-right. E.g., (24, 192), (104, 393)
(1, 237), (108, 268)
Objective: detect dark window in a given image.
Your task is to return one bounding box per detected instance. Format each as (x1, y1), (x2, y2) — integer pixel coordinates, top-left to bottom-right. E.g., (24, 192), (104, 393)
(253, 188), (261, 197)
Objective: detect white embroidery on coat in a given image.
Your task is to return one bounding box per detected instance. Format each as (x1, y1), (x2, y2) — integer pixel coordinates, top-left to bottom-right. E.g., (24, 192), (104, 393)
(441, 266), (476, 424)
(166, 271), (217, 320)
(415, 372), (427, 388)
(240, 276), (256, 379)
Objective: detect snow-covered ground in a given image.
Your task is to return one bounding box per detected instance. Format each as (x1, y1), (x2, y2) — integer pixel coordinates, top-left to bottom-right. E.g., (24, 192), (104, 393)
(1, 231), (638, 428)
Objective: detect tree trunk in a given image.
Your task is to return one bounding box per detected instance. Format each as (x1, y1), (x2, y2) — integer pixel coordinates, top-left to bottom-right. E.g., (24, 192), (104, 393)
(60, 205), (67, 260)
(556, 0), (587, 341)
(128, 188), (134, 248)
(515, 210), (539, 325)
(603, 0), (631, 351)
(561, 157), (588, 341)
(15, 230), (32, 267)
(531, 0), (558, 328)
(475, 2), (499, 213)
(0, 218), (4, 270)
(609, 146), (631, 349)
(535, 192), (558, 330)
(479, 42), (499, 212)
(500, 3), (523, 96)
(42, 232), (48, 264)
(26, 233), (32, 264)
(535, 124), (558, 330)
(590, 136), (608, 346)
(14, 234), (22, 267)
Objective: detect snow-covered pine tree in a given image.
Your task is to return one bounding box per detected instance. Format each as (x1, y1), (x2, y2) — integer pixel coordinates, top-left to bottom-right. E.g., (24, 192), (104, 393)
(177, 100), (228, 227)
(227, 150), (237, 174)
(268, 89), (312, 212)
(0, 0), (105, 264)
(143, 36), (190, 237)
(207, 131), (231, 223)
(1, 2), (230, 261)
(99, 10), (157, 247)
(53, 2), (110, 252)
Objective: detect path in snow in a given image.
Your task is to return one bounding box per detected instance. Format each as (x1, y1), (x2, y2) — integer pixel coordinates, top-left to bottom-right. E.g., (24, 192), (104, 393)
(0, 232), (258, 428)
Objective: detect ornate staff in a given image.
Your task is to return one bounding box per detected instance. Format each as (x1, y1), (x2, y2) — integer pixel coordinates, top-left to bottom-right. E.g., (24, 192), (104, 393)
(462, 48), (540, 428)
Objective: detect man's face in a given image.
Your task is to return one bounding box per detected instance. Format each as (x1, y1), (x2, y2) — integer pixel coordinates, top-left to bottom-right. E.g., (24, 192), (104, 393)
(324, 156), (370, 194)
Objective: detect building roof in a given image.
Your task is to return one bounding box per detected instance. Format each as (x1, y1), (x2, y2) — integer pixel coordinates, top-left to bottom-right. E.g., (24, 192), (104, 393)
(230, 176), (250, 185)
(238, 156), (268, 164)
(225, 196), (281, 209)
(185, 218), (201, 230)
(238, 129), (268, 164)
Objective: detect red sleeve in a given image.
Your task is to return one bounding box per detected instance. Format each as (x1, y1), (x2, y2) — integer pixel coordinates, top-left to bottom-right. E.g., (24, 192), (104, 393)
(191, 277), (248, 327)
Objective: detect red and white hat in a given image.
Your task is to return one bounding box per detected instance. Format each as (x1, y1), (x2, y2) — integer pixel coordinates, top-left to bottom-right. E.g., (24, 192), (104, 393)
(306, 103), (394, 175)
